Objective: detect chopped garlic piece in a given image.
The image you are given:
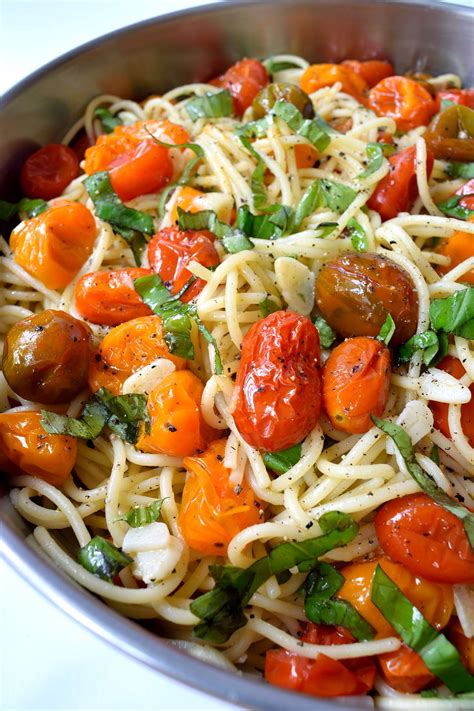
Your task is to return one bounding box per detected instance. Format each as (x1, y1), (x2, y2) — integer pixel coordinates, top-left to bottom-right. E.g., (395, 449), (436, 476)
(133, 538), (184, 584)
(417, 368), (471, 404)
(122, 521), (170, 554)
(274, 257), (315, 315)
(122, 358), (176, 396)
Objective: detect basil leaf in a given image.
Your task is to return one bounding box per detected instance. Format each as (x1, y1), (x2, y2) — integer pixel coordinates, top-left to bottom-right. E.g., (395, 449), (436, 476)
(359, 143), (385, 178)
(313, 315), (336, 349)
(237, 117), (271, 139)
(190, 511), (358, 643)
(78, 536), (132, 581)
(376, 313), (395, 345)
(290, 180), (324, 232)
(238, 135), (271, 212)
(430, 445), (440, 465)
(305, 562), (375, 641)
(0, 197), (48, 220)
(186, 90), (233, 121)
(320, 179), (357, 214)
(177, 207), (253, 254)
(445, 161), (474, 180)
(347, 217), (368, 252)
(84, 171), (154, 265)
(438, 195), (474, 221)
(236, 204), (287, 239)
(95, 107), (123, 134)
(272, 99), (331, 153)
(266, 58), (301, 74)
(263, 444), (302, 474)
(371, 416), (474, 548)
(430, 287), (474, 339)
(259, 297), (279, 317)
(41, 400), (107, 440)
(317, 222), (338, 238)
(397, 330), (445, 367)
(117, 499), (165, 528)
(371, 565), (474, 693)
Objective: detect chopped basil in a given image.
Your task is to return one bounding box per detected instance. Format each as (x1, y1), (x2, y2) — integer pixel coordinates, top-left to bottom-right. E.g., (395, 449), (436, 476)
(397, 329), (448, 367)
(117, 499), (165, 528)
(84, 171), (154, 265)
(371, 565), (474, 693)
(347, 217), (368, 252)
(313, 315), (336, 349)
(135, 273), (223, 374)
(438, 195), (474, 221)
(235, 204), (289, 239)
(265, 58), (301, 75)
(95, 107), (123, 134)
(78, 536), (132, 581)
(237, 116), (272, 139)
(371, 416), (474, 548)
(445, 161), (474, 180)
(317, 222), (339, 238)
(291, 180), (324, 232)
(304, 562), (375, 641)
(190, 511), (358, 643)
(238, 135), (272, 212)
(376, 313), (396, 346)
(359, 143), (385, 178)
(177, 207), (253, 254)
(263, 444), (302, 474)
(272, 99), (331, 153)
(430, 445), (440, 465)
(430, 287), (474, 339)
(41, 388), (150, 444)
(320, 179), (357, 214)
(186, 90), (233, 121)
(259, 297), (279, 317)
(0, 197), (48, 220)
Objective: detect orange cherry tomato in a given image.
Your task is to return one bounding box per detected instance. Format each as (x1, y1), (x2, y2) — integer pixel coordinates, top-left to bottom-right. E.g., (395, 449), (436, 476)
(169, 186), (204, 224)
(436, 216), (474, 284)
(368, 145), (435, 221)
(315, 252), (419, 345)
(74, 268), (153, 325)
(429, 356), (474, 447)
(148, 227), (220, 302)
(342, 59), (394, 88)
(435, 89), (474, 113)
(0, 411), (77, 486)
(20, 144), (80, 200)
(178, 438), (263, 555)
(294, 143), (319, 169)
(136, 370), (217, 458)
(213, 58), (269, 116)
(337, 556), (454, 638)
(378, 645), (435, 693)
(300, 63), (368, 103)
(322, 337), (391, 434)
(10, 201), (97, 290)
(232, 311), (321, 451)
(375, 493), (474, 584)
(368, 76), (436, 132)
(88, 315), (186, 395)
(449, 619), (474, 674)
(108, 140), (172, 202)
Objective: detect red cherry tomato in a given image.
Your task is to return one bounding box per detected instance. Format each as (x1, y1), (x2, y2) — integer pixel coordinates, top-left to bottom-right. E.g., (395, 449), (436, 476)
(300, 623), (355, 645)
(232, 311), (321, 451)
(375, 493), (474, 584)
(148, 227), (220, 302)
(213, 58), (269, 116)
(20, 144), (80, 200)
(435, 89), (474, 112)
(368, 145), (434, 221)
(429, 356), (474, 446)
(322, 337), (391, 434)
(74, 268), (153, 325)
(109, 140), (173, 202)
(378, 645), (435, 693)
(456, 178), (474, 212)
(368, 76), (436, 132)
(342, 59), (394, 88)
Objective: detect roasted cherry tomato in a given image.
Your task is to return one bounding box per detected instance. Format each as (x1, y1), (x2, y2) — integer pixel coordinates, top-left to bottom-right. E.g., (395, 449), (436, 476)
(10, 201), (97, 291)
(20, 144), (80, 200)
(449, 619), (474, 674)
(148, 227), (220, 302)
(435, 89), (474, 112)
(338, 556), (454, 638)
(108, 140), (173, 202)
(0, 411), (77, 486)
(322, 337), (391, 434)
(300, 623), (356, 645)
(88, 315), (186, 395)
(315, 252), (419, 346)
(294, 143), (319, 169)
(74, 268), (153, 325)
(457, 178), (474, 212)
(342, 59), (394, 88)
(375, 493), (474, 584)
(301, 63), (368, 103)
(368, 145), (434, 221)
(368, 76), (436, 132)
(2, 310), (92, 404)
(429, 356), (474, 447)
(252, 82), (315, 119)
(425, 104), (474, 161)
(378, 645), (435, 693)
(232, 311), (321, 451)
(212, 58), (269, 116)
(436, 215), (474, 284)
(136, 370), (217, 458)
(178, 438), (262, 555)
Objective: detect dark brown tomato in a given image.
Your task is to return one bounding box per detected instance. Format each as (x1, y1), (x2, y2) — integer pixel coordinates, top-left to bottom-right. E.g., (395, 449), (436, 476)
(2, 310), (92, 404)
(315, 252), (419, 346)
(252, 82), (315, 119)
(232, 310), (321, 451)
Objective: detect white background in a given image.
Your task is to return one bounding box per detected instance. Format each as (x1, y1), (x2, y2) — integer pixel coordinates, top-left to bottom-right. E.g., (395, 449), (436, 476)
(1, 1), (472, 710)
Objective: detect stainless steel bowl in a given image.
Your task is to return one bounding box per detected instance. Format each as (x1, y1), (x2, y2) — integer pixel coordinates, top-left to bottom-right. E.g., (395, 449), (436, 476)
(1, 2), (473, 708)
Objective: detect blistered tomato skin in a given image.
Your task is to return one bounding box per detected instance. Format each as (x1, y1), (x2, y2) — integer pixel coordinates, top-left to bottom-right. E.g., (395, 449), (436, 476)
(232, 310), (321, 451)
(2, 310), (92, 404)
(315, 252), (419, 346)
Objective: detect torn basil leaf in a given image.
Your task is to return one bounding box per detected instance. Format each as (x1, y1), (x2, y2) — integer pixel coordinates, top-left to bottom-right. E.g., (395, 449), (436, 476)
(236, 204), (288, 240)
(0, 197), (48, 221)
(371, 416), (474, 547)
(397, 330), (447, 367)
(313, 315), (336, 349)
(95, 107), (123, 134)
(445, 161), (474, 180)
(272, 100), (331, 153)
(190, 511), (358, 643)
(430, 287), (474, 339)
(263, 444), (302, 474)
(238, 135), (272, 212)
(371, 565), (474, 693)
(347, 217), (368, 252)
(430, 445), (440, 465)
(265, 58), (301, 75)
(237, 116), (272, 139)
(177, 207), (253, 253)
(320, 179), (357, 214)
(359, 143), (386, 179)
(186, 90), (233, 121)
(304, 562), (375, 641)
(78, 536), (132, 581)
(290, 180), (323, 232)
(376, 313), (395, 346)
(117, 499), (165, 528)
(438, 195), (474, 221)
(259, 297), (280, 317)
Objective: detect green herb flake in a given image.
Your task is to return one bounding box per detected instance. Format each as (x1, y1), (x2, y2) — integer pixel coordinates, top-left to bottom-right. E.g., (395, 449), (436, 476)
(117, 499), (165, 528)
(376, 313), (396, 346)
(259, 297), (280, 318)
(186, 90), (233, 121)
(430, 287), (474, 339)
(347, 217), (368, 252)
(438, 195), (474, 221)
(445, 161), (474, 180)
(0, 197), (48, 221)
(178, 207), (253, 254)
(320, 179), (357, 214)
(272, 99), (331, 153)
(95, 107), (123, 134)
(313, 315), (336, 349)
(78, 536), (132, 581)
(263, 444), (302, 474)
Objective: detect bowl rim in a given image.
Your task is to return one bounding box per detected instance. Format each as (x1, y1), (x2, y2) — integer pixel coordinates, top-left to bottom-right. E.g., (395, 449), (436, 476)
(2, 1), (473, 709)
